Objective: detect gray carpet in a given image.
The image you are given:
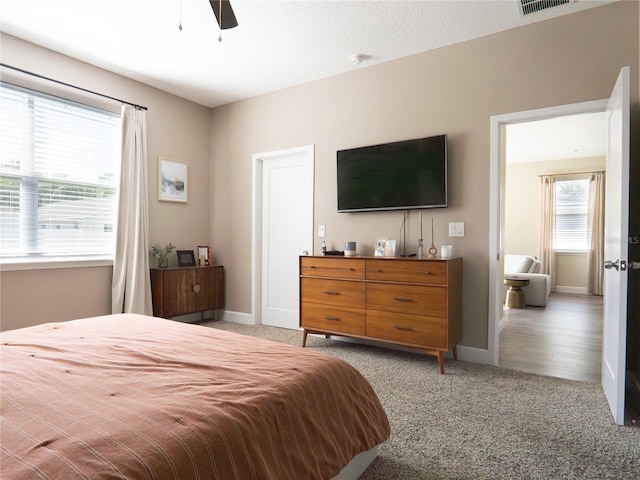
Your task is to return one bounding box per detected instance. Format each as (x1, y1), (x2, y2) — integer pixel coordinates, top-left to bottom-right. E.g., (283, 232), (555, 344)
(201, 320), (640, 480)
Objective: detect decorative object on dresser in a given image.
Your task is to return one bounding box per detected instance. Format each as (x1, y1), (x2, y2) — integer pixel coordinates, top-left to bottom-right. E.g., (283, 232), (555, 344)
(176, 249), (197, 267)
(150, 242), (175, 268)
(299, 256), (462, 374)
(150, 265), (224, 319)
(198, 245), (212, 266)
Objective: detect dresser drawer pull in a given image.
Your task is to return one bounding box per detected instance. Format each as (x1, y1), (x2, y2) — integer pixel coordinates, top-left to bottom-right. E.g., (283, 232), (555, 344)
(394, 297), (414, 302)
(425, 271), (433, 275)
(324, 316), (340, 321)
(393, 326), (413, 331)
(323, 290), (340, 295)
(349, 268), (356, 271)
(377, 269), (384, 273)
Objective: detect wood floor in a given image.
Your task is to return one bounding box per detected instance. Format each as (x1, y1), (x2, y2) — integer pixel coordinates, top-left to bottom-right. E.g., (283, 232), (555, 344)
(499, 293), (603, 383)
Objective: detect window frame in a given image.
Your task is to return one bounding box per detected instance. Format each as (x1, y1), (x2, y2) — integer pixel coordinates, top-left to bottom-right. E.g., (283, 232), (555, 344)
(0, 82), (122, 268)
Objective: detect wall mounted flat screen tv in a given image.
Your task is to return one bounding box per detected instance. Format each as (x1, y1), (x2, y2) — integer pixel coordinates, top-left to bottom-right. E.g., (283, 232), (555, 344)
(337, 134), (447, 212)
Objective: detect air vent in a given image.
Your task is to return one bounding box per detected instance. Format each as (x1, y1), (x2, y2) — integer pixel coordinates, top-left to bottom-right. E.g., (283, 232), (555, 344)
(518, 0), (573, 16)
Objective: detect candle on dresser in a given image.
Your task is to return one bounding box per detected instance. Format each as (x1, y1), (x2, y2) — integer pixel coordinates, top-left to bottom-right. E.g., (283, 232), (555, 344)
(431, 217), (434, 245)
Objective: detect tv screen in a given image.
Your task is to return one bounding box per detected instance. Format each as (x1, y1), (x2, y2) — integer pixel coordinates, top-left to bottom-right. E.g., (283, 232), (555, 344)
(337, 134), (447, 212)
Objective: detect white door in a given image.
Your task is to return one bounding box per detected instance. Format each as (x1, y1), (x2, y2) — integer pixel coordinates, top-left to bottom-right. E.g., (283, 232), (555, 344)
(257, 146), (314, 329)
(602, 67), (630, 426)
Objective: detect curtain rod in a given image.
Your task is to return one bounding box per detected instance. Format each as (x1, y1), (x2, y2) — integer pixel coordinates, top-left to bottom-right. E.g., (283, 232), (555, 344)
(538, 171), (604, 178)
(0, 63), (148, 111)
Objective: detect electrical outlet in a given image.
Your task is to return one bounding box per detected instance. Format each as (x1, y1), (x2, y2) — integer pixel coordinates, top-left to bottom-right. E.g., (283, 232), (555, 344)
(449, 222), (464, 237)
(318, 225), (326, 238)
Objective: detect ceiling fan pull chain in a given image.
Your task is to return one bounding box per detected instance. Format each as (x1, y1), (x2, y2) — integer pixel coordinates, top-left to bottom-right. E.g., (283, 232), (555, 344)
(178, 0), (183, 31)
(218, 0), (223, 42)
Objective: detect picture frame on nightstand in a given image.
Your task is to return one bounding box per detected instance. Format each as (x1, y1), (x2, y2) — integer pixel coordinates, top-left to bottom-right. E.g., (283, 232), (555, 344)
(198, 245), (212, 266)
(176, 250), (196, 267)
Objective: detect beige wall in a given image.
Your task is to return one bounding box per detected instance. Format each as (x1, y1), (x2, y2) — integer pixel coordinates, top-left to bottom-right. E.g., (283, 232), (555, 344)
(0, 34), (213, 331)
(504, 156), (606, 291)
(556, 254), (589, 291)
(210, 1), (638, 350)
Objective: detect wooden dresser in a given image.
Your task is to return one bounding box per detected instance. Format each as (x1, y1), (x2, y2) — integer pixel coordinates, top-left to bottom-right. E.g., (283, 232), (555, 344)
(299, 256), (462, 373)
(150, 266), (224, 319)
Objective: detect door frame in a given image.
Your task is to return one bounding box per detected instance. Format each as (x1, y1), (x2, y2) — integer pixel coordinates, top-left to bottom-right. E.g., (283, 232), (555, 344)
(251, 145), (315, 325)
(488, 99), (607, 365)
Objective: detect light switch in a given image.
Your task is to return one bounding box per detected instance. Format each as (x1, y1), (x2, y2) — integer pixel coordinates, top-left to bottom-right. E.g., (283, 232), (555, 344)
(318, 225), (326, 238)
(449, 222), (464, 237)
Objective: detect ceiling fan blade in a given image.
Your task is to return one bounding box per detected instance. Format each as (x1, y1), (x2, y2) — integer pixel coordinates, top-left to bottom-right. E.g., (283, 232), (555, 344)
(209, 0), (238, 30)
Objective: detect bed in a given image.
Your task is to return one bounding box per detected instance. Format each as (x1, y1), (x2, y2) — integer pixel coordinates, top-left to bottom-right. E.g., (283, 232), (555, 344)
(0, 314), (390, 479)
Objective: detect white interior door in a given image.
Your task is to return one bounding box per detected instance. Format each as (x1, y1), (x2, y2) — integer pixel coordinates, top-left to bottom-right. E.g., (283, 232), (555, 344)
(601, 66), (630, 426)
(258, 146), (313, 329)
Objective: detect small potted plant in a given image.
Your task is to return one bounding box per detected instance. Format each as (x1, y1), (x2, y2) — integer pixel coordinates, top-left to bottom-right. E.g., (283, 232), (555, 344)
(151, 242), (175, 268)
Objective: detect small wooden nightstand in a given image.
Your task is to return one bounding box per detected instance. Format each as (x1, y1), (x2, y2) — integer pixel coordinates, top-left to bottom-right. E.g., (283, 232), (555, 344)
(150, 265), (224, 319)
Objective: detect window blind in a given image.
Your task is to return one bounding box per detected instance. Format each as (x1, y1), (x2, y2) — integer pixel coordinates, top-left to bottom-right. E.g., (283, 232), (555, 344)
(0, 83), (121, 259)
(554, 178), (589, 252)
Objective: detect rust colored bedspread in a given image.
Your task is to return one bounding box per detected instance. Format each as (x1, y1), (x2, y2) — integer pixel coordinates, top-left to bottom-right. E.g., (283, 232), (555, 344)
(0, 314), (389, 479)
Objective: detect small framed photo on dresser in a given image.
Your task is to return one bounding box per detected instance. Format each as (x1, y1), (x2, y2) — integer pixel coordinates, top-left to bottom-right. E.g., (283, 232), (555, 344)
(198, 246), (211, 266)
(176, 250), (196, 267)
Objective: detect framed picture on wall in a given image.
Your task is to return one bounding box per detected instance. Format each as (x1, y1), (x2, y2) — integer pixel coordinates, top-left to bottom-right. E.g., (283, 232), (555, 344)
(159, 157), (188, 203)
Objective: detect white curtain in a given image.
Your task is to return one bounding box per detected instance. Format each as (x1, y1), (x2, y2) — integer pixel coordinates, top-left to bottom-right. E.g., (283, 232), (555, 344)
(539, 175), (556, 292)
(111, 105), (152, 315)
(587, 172), (605, 296)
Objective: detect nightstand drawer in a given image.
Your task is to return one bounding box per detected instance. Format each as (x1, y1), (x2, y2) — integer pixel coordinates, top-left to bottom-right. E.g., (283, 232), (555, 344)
(366, 259), (446, 285)
(300, 257), (365, 279)
(366, 283), (446, 317)
(300, 303), (365, 336)
(301, 278), (365, 308)
(366, 310), (447, 348)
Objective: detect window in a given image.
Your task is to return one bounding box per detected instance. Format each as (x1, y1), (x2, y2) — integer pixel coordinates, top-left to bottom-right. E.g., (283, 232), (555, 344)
(554, 178), (589, 252)
(0, 83), (120, 261)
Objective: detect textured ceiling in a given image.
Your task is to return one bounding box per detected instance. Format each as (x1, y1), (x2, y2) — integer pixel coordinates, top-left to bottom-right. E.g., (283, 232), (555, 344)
(0, 0), (615, 108)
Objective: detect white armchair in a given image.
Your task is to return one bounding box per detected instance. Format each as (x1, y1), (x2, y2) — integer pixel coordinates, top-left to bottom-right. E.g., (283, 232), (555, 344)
(503, 254), (551, 307)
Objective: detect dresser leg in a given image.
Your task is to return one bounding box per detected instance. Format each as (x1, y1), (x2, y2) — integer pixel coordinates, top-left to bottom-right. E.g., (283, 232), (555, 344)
(437, 352), (445, 375)
(302, 329), (308, 347)
(452, 345), (458, 361)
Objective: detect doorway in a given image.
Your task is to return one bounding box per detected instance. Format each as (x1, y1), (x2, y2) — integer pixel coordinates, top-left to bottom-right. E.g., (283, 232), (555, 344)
(252, 145), (314, 329)
(488, 99), (608, 367)
(499, 113), (607, 382)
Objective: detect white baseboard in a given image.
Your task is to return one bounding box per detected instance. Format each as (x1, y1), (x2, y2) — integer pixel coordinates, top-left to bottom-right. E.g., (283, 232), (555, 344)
(218, 310), (256, 325)
(554, 286), (588, 295)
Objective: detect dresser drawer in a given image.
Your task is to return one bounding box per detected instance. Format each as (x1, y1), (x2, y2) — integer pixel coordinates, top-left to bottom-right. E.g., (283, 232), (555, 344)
(300, 257), (365, 279)
(301, 278), (365, 308)
(366, 283), (446, 317)
(366, 259), (446, 285)
(300, 303), (365, 336)
(366, 310), (447, 349)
